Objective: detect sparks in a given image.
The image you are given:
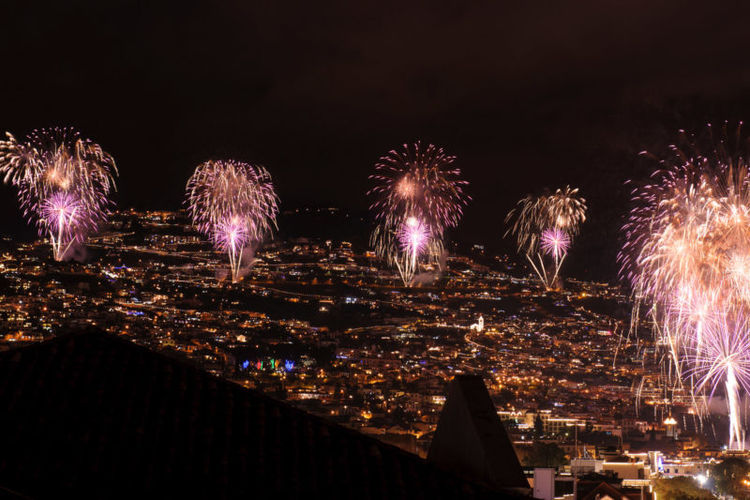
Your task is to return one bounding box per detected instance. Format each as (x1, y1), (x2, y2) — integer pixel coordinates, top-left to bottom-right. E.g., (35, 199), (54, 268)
(621, 122), (750, 449)
(540, 227), (571, 260)
(368, 142), (470, 286)
(0, 128), (118, 261)
(505, 186), (586, 289)
(185, 159), (279, 282)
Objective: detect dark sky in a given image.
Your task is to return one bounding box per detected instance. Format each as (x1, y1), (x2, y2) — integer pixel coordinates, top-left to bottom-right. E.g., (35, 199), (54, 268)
(3, 1), (750, 278)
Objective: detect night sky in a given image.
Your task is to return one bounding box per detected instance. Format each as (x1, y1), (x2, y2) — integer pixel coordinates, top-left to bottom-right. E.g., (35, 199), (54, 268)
(3, 1), (750, 279)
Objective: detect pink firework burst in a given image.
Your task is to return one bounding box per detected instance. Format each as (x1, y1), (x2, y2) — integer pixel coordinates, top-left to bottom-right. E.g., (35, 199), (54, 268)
(540, 227), (571, 259)
(398, 216), (429, 255)
(213, 216), (250, 253)
(185, 159), (279, 282)
(40, 192), (83, 260)
(620, 123), (750, 449)
(42, 191), (80, 229)
(368, 142), (469, 279)
(0, 127), (117, 260)
(368, 142), (470, 233)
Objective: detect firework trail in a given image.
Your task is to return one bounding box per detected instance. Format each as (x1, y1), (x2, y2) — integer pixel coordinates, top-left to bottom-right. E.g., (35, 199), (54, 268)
(186, 160), (279, 282)
(621, 122), (750, 449)
(505, 186), (586, 289)
(0, 128), (118, 260)
(368, 142), (469, 286)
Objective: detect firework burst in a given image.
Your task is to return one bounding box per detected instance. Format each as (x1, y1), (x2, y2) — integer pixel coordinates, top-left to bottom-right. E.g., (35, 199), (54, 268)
(621, 122), (750, 449)
(186, 159), (279, 282)
(505, 186), (586, 289)
(368, 142), (469, 286)
(0, 128), (118, 260)
(540, 227), (571, 260)
(394, 216), (431, 285)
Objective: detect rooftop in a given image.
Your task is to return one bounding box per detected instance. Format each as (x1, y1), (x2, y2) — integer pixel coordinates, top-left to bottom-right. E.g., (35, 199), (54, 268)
(0, 331), (510, 499)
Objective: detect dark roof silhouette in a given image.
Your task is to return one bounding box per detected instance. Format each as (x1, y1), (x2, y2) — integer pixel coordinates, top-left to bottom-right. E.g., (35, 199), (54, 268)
(428, 375), (528, 493)
(579, 481), (651, 500)
(0, 331), (508, 499)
